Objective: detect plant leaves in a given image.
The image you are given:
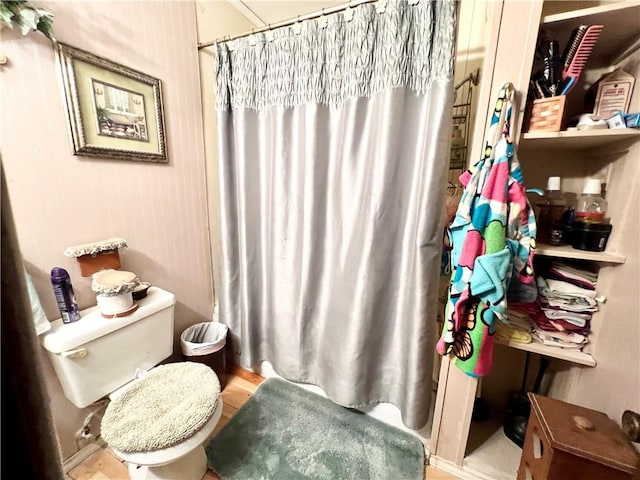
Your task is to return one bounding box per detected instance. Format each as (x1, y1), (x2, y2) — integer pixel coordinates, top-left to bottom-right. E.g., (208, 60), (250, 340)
(1, 1), (55, 38)
(36, 12), (52, 39)
(0, 3), (16, 28)
(18, 6), (38, 36)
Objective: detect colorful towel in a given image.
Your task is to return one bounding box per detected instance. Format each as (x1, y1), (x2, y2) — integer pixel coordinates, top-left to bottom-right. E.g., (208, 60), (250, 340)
(436, 83), (537, 377)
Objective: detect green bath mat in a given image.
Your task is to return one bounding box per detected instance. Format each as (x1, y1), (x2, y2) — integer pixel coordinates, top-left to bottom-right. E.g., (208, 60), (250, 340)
(205, 377), (424, 480)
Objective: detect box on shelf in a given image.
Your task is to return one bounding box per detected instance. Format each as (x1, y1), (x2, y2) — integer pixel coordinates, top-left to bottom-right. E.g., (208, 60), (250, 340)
(593, 69), (635, 120)
(624, 113), (640, 128)
(526, 96), (566, 132)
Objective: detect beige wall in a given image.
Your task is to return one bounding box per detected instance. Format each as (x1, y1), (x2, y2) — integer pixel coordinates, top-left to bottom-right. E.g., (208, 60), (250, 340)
(1, 0), (212, 460)
(243, 0), (341, 23)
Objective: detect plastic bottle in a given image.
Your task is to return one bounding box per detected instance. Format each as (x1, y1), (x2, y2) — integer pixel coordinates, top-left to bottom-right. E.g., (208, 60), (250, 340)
(536, 176), (567, 243)
(557, 206), (576, 245)
(576, 178), (608, 223)
(51, 267), (81, 324)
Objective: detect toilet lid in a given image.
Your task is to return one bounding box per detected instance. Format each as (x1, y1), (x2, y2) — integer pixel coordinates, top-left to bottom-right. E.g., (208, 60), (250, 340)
(101, 362), (221, 452)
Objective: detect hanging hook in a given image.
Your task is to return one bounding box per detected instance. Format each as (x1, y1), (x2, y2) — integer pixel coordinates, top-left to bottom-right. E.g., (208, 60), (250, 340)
(470, 68), (480, 86)
(265, 24), (275, 42)
(344, 2), (355, 22)
(318, 8), (329, 29)
(293, 15), (303, 35)
(248, 29), (258, 45)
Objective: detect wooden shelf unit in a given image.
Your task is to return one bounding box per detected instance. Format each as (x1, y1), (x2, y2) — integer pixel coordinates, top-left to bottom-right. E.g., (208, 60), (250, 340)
(496, 337), (596, 367)
(520, 129), (640, 150)
(535, 243), (626, 264)
(431, 2), (640, 479)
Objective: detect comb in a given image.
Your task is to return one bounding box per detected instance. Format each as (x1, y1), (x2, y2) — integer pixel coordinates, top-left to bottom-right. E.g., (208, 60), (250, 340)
(559, 24), (603, 95)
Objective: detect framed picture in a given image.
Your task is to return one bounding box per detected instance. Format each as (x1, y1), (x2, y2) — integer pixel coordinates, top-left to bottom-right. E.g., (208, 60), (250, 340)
(55, 42), (168, 163)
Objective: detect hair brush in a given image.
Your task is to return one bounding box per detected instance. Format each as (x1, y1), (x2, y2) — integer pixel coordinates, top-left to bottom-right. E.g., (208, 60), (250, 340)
(559, 24), (603, 95)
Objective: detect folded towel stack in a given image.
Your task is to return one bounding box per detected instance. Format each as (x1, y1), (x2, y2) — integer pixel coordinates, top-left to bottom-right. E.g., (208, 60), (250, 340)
(505, 262), (602, 350)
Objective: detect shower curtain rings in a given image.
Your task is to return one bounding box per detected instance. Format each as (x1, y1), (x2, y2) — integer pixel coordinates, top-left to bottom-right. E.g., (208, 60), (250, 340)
(318, 8), (328, 29)
(293, 15), (302, 35)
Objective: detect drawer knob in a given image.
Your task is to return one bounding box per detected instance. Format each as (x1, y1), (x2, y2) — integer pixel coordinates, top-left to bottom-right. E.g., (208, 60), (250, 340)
(573, 415), (595, 431)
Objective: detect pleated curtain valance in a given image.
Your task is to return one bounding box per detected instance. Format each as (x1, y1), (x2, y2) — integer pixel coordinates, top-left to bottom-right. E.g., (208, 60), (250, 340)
(214, 0), (455, 111)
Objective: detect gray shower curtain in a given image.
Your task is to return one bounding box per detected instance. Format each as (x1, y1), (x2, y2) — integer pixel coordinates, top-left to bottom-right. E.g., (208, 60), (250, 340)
(214, 0), (455, 429)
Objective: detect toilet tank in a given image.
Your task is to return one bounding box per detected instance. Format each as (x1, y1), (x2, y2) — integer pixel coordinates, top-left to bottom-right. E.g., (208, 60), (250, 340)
(41, 286), (176, 408)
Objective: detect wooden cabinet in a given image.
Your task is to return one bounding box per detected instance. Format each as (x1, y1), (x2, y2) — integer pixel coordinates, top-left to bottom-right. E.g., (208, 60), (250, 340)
(430, 2), (640, 479)
(518, 393), (639, 480)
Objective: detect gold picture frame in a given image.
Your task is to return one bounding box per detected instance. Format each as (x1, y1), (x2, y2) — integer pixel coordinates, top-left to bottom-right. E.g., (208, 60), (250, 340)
(55, 42), (168, 163)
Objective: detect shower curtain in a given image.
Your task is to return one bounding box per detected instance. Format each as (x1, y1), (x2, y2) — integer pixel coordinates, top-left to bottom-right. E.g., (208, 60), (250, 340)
(214, 0), (455, 429)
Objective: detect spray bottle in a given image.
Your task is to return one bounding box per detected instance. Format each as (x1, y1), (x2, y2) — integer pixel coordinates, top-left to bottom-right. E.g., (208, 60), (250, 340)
(51, 267), (81, 323)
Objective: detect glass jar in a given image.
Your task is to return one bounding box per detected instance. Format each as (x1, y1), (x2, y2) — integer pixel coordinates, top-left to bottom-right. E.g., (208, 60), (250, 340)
(576, 178), (607, 223)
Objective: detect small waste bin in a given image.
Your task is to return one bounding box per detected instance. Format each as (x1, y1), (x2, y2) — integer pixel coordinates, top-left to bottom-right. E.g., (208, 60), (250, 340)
(180, 322), (228, 389)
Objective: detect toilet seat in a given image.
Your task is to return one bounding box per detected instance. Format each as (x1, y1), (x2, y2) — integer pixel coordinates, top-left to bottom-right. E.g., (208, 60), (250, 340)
(102, 362), (223, 480)
(112, 396), (223, 467)
(112, 399), (223, 480)
(102, 362), (221, 452)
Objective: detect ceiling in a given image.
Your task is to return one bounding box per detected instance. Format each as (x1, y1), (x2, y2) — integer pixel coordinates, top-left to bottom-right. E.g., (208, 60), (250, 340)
(236, 1), (343, 26)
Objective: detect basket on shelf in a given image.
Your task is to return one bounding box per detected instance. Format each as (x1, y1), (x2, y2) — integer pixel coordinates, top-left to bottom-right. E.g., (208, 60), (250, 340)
(526, 96), (566, 133)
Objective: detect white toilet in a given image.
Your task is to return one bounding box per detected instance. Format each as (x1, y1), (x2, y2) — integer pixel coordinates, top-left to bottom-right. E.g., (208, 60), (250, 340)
(41, 287), (223, 480)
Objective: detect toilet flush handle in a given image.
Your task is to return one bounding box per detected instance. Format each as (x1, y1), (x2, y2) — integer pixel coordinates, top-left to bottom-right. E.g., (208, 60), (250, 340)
(60, 348), (88, 359)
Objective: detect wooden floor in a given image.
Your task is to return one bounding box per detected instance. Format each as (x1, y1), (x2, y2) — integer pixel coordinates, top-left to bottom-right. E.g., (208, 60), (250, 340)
(67, 367), (458, 480)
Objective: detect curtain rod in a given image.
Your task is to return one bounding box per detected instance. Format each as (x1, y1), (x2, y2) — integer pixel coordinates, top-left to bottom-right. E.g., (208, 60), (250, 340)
(197, 0), (381, 50)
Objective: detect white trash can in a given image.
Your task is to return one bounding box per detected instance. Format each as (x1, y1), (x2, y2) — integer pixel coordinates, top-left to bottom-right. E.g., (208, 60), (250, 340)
(180, 322), (228, 388)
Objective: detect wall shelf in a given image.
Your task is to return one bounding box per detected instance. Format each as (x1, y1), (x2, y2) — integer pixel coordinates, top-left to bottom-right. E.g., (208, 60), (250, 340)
(535, 243), (626, 264)
(496, 338), (596, 367)
(541, 1), (640, 67)
(542, 1), (640, 25)
(520, 129), (640, 150)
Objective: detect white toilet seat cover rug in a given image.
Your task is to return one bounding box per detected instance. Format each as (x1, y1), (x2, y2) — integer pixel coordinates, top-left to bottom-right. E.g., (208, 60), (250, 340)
(101, 362), (221, 452)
